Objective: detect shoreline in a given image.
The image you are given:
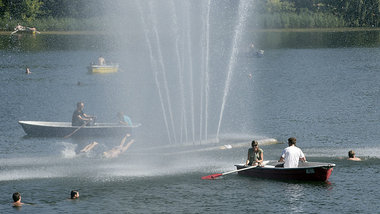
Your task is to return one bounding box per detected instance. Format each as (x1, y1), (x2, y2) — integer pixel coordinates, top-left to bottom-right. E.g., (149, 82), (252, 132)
(2, 27), (380, 35)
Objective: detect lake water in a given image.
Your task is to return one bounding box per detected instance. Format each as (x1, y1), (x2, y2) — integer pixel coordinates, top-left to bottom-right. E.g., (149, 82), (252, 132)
(1, 30), (380, 213)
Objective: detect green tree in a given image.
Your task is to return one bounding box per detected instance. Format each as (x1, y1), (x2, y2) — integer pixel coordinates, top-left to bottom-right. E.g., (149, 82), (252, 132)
(22, 0), (44, 22)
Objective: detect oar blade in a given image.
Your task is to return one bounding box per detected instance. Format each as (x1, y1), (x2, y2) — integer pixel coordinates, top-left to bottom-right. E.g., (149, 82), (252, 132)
(201, 173), (223, 180)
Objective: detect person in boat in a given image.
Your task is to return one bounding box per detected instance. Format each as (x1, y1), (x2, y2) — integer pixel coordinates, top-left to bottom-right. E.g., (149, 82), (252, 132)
(117, 112), (133, 126)
(72, 102), (96, 126)
(278, 137), (306, 168)
(28, 27), (37, 32)
(12, 192), (24, 207)
(245, 140), (264, 166)
(103, 133), (134, 158)
(98, 56), (105, 65)
(347, 150), (361, 161)
(14, 24), (25, 31)
(25, 67), (31, 74)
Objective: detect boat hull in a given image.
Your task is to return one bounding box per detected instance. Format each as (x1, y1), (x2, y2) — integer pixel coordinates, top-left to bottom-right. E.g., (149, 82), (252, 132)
(88, 64), (119, 74)
(236, 161), (335, 182)
(18, 121), (138, 138)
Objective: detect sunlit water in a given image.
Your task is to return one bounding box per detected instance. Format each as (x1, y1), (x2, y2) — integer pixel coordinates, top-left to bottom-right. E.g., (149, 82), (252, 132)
(1, 30), (380, 213)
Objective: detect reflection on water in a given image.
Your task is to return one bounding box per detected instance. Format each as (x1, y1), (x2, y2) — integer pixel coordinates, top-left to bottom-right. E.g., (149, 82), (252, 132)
(285, 183), (306, 213)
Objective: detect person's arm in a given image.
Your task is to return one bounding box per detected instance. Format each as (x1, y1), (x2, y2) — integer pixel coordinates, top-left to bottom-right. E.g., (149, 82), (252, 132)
(299, 150), (306, 162)
(245, 150), (250, 165)
(82, 113), (96, 119)
(119, 120), (128, 125)
(278, 157), (284, 162)
(257, 151), (263, 164)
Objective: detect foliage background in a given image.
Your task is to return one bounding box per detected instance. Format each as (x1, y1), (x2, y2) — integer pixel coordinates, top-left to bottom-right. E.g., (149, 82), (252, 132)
(1, 0), (380, 31)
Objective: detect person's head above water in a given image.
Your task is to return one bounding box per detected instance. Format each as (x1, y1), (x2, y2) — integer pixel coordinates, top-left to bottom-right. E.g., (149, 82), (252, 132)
(348, 150), (355, 158)
(70, 190), (79, 199)
(12, 192), (21, 202)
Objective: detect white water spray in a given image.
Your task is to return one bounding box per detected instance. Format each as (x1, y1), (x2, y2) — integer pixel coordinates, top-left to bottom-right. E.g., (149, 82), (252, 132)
(216, 1), (253, 139)
(136, 0), (173, 144)
(169, 0), (188, 144)
(149, 1), (178, 143)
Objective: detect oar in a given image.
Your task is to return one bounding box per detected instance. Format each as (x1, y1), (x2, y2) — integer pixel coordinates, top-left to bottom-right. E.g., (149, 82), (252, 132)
(202, 165), (258, 180)
(64, 120), (90, 138)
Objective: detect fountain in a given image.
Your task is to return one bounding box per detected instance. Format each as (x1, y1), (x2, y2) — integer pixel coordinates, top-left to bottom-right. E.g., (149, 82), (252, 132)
(105, 0), (256, 145)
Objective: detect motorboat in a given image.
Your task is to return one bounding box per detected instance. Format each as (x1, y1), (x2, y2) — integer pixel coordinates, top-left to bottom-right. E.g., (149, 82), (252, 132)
(88, 64), (119, 74)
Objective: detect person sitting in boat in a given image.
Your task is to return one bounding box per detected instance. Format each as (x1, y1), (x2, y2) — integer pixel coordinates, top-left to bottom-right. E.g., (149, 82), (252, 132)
(117, 112), (133, 126)
(103, 133), (134, 158)
(72, 102), (96, 126)
(278, 137), (306, 168)
(12, 192), (24, 207)
(347, 150), (361, 161)
(245, 140), (264, 166)
(14, 24), (25, 31)
(98, 56), (105, 65)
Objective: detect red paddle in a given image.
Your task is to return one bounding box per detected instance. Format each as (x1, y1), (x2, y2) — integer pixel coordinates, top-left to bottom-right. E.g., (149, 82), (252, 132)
(201, 165), (258, 180)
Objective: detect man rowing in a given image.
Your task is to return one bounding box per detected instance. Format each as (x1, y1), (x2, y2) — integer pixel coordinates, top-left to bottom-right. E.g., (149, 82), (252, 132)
(278, 137), (306, 168)
(71, 102), (96, 126)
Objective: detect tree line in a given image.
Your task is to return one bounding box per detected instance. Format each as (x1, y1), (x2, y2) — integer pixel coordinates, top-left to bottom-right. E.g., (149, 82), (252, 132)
(255, 0), (380, 28)
(1, 0), (380, 30)
(0, 0), (106, 21)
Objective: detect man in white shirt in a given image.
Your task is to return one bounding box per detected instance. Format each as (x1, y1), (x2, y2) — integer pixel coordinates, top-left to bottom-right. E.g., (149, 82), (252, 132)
(278, 137), (306, 168)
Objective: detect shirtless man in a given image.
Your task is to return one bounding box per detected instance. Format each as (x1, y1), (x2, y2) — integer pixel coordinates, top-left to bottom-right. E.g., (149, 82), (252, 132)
(347, 150), (361, 161)
(103, 134), (134, 158)
(12, 192), (24, 207)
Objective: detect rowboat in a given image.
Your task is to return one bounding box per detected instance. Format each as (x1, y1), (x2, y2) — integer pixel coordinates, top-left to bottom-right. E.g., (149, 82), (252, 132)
(88, 64), (119, 74)
(235, 161), (335, 181)
(18, 121), (140, 138)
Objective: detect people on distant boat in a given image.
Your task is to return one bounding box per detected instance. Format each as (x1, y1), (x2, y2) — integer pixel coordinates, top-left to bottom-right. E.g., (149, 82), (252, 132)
(117, 112), (133, 126)
(28, 27), (37, 32)
(98, 56), (105, 65)
(25, 67), (31, 74)
(347, 150), (361, 161)
(103, 133), (134, 158)
(12, 192), (24, 207)
(245, 140), (264, 166)
(278, 137), (306, 168)
(72, 102), (96, 126)
(14, 24), (25, 31)
(70, 190), (79, 199)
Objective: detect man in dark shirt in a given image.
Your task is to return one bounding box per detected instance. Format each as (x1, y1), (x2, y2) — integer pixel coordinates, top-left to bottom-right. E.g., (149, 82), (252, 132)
(72, 102), (95, 126)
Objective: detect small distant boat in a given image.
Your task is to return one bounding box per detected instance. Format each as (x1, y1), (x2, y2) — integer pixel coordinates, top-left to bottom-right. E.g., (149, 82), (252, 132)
(235, 161), (335, 181)
(88, 64), (119, 74)
(18, 121), (140, 138)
